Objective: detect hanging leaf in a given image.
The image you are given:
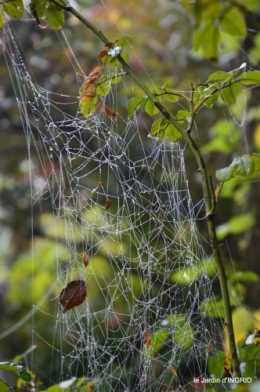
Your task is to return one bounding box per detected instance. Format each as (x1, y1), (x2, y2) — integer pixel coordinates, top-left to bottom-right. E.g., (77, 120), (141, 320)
(45, 2), (64, 30)
(79, 95), (98, 117)
(3, 0), (24, 18)
(175, 323), (194, 349)
(29, 0), (46, 19)
(82, 251), (89, 268)
(105, 199), (112, 210)
(200, 297), (225, 318)
(149, 328), (169, 357)
(105, 107), (117, 118)
(216, 153), (260, 182)
(207, 71), (229, 83)
(220, 7), (246, 37)
(116, 35), (132, 48)
(97, 50), (108, 61)
(220, 82), (242, 104)
(169, 364), (177, 377)
(216, 213), (256, 240)
(164, 121), (182, 142)
(144, 98), (160, 116)
(239, 71), (260, 85)
(0, 363), (32, 381)
(145, 331), (151, 348)
(193, 22), (220, 60)
(127, 97), (145, 119)
(208, 351), (225, 379)
(150, 118), (181, 142)
(161, 87), (179, 102)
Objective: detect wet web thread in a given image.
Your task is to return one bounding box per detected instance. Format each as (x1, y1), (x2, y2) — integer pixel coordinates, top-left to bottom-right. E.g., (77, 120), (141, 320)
(1, 21), (225, 392)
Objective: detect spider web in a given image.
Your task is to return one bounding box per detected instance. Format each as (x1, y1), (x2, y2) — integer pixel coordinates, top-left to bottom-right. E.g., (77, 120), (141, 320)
(0, 12), (231, 392)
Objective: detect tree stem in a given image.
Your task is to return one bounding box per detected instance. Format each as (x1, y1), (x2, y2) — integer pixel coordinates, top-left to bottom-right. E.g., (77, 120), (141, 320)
(50, 0), (241, 377)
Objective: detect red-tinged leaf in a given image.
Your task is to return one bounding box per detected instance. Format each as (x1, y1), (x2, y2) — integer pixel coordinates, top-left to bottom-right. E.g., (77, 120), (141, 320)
(82, 251), (89, 267)
(97, 50), (108, 61)
(105, 107), (117, 118)
(145, 331), (151, 348)
(105, 199), (112, 210)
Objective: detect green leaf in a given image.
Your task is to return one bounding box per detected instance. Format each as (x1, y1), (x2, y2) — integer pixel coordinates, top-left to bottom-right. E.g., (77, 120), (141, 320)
(220, 7), (246, 37)
(0, 362), (32, 381)
(118, 53), (129, 62)
(127, 97), (145, 119)
(3, 0), (24, 18)
(96, 77), (111, 96)
(144, 98), (160, 116)
(150, 118), (162, 137)
(108, 73), (122, 84)
(220, 82), (242, 104)
(45, 2), (64, 30)
(207, 71), (229, 83)
(161, 87), (179, 102)
(175, 110), (190, 124)
(149, 328), (169, 357)
(239, 71), (260, 85)
(240, 344), (260, 362)
(0, 379), (8, 392)
(200, 297), (225, 318)
(216, 213), (256, 240)
(175, 323), (194, 349)
(116, 35), (132, 48)
(170, 259), (216, 285)
(193, 22), (220, 59)
(150, 118), (181, 142)
(164, 121), (182, 142)
(216, 154), (260, 182)
(204, 87), (219, 108)
(208, 351), (225, 379)
(29, 0), (46, 19)
(79, 96), (98, 118)
(202, 120), (240, 155)
(228, 271), (259, 285)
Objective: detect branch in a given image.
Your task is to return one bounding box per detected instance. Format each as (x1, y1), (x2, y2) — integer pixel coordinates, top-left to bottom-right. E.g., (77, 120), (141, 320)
(49, 0), (241, 377)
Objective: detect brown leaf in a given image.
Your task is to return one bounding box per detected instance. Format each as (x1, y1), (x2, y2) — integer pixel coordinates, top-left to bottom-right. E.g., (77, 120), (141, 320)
(59, 280), (87, 313)
(82, 251), (89, 267)
(105, 199), (112, 210)
(97, 50), (108, 61)
(88, 65), (103, 79)
(145, 331), (151, 348)
(169, 364), (177, 376)
(105, 107), (117, 118)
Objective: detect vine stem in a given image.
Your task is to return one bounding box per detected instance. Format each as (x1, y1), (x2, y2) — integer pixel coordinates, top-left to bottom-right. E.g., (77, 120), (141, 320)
(49, 0), (241, 377)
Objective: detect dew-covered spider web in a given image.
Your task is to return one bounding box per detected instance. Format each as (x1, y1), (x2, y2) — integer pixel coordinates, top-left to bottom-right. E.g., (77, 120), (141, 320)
(0, 12), (233, 392)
